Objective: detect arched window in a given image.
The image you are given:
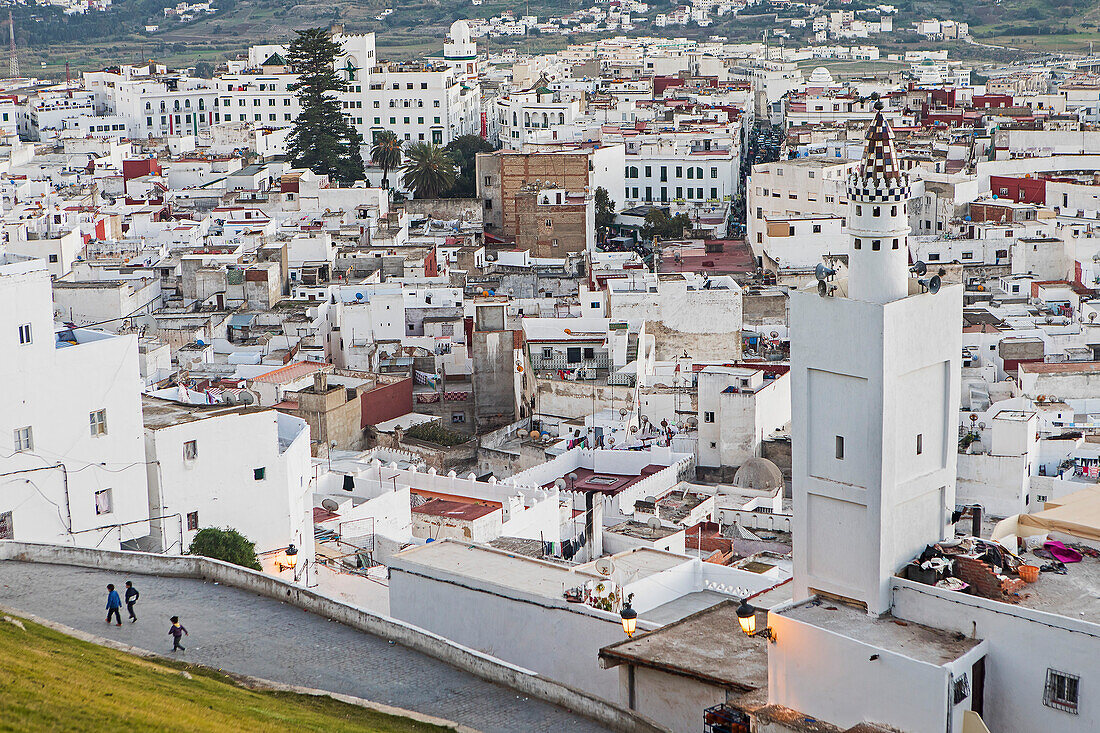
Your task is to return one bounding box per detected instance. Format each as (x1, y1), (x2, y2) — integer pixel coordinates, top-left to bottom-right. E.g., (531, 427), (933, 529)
(558, 112), (565, 124)
(541, 112), (548, 127)
(198, 99), (204, 110)
(524, 112), (530, 127)
(512, 112), (518, 126)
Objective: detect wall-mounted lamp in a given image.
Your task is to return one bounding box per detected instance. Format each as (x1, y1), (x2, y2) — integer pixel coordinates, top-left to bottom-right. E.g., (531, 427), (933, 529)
(736, 600), (775, 642)
(276, 543), (299, 572)
(620, 592), (638, 637)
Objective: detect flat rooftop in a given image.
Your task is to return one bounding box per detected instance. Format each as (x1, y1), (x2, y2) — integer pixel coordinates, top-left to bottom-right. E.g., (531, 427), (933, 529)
(599, 599), (767, 692)
(576, 546), (688, 580)
(782, 601), (981, 666)
(543, 465), (665, 495)
(412, 498), (499, 521)
(391, 539), (602, 600)
(142, 395), (265, 430)
(1012, 549), (1100, 624)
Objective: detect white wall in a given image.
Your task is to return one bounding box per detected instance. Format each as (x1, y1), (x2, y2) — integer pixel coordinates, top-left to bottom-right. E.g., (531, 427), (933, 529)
(389, 564), (629, 700)
(0, 259), (149, 549)
(893, 578), (1099, 733)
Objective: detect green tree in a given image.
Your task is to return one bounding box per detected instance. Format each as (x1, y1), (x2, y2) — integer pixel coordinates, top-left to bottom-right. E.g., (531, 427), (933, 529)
(400, 142), (457, 199)
(370, 130), (402, 189)
(286, 28), (364, 186)
(594, 186), (616, 232)
(187, 527), (262, 571)
(193, 61), (214, 79)
(442, 134), (496, 197)
(641, 208), (692, 240)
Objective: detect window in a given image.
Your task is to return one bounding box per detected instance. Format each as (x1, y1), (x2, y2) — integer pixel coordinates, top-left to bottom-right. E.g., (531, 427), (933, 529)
(451, 412), (466, 424)
(835, 435), (845, 460)
(711, 167), (717, 178)
(855, 205), (862, 216)
(18, 323), (31, 344)
(854, 238), (861, 250)
(916, 434), (923, 455)
(812, 224), (821, 234)
(13, 426), (32, 452)
(872, 240), (881, 251)
(566, 347), (582, 363)
(1044, 669), (1079, 714)
(89, 409), (107, 437)
(254, 467), (266, 481)
(961, 252), (974, 260)
(48, 254), (58, 263)
(183, 440), (197, 460)
(872, 206), (880, 217)
(94, 488), (113, 515)
(583, 347), (595, 360)
(704, 411), (715, 423)
(928, 253), (941, 261)
(953, 674), (970, 705)
(542, 347), (553, 360)
(186, 511), (199, 531)
(892, 238), (899, 250)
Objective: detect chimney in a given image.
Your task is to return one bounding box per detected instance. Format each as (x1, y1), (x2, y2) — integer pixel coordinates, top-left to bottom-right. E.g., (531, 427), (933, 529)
(314, 370), (328, 392)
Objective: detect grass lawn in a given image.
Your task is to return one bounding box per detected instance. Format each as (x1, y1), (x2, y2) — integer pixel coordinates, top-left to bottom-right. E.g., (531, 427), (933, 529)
(0, 614), (450, 733)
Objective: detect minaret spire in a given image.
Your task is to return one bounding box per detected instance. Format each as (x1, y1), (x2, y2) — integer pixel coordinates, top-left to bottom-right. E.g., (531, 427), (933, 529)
(846, 103), (911, 304)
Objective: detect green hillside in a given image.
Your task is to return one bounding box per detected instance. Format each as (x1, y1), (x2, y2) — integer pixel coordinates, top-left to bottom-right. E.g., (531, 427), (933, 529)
(0, 613), (448, 733)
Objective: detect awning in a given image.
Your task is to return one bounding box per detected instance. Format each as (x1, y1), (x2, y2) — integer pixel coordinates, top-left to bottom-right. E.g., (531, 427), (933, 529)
(992, 484), (1100, 544)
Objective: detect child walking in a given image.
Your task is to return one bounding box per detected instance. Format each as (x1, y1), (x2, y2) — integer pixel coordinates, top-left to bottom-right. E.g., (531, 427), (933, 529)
(105, 584), (122, 626)
(168, 616), (188, 651)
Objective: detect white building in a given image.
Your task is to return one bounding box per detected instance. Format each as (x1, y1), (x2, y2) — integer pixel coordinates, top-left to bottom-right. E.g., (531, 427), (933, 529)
(141, 395), (313, 567)
(696, 366), (790, 469)
(0, 255), (149, 548)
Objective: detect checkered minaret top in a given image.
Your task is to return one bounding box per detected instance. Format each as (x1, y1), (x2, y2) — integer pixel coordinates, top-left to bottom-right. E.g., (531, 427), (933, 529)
(859, 110), (902, 182)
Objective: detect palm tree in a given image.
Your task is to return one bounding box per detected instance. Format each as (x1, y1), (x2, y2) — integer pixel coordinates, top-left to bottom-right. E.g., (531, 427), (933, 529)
(400, 142), (457, 199)
(370, 130), (402, 189)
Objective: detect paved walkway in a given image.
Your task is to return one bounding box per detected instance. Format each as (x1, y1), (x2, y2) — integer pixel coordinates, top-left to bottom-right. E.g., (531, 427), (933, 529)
(0, 561), (609, 733)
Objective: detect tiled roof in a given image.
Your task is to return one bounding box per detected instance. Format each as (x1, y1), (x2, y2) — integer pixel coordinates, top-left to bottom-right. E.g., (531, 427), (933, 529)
(252, 360), (327, 385)
(859, 110), (902, 182)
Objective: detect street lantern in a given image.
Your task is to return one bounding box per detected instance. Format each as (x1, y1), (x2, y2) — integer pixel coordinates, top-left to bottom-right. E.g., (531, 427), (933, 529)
(283, 543), (298, 571)
(736, 599), (775, 642)
(620, 593), (638, 637)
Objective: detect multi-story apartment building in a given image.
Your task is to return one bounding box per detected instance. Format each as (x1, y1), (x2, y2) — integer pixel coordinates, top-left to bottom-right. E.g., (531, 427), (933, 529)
(215, 31), (479, 148)
(746, 157), (858, 266)
(85, 65), (218, 138)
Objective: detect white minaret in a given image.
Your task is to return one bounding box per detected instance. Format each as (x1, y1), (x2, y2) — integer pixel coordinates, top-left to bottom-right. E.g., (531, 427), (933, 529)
(846, 110), (911, 304)
(790, 110), (963, 615)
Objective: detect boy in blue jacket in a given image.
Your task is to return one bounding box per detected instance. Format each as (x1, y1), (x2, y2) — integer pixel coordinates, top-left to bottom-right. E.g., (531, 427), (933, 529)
(105, 584), (122, 626)
(169, 616), (188, 651)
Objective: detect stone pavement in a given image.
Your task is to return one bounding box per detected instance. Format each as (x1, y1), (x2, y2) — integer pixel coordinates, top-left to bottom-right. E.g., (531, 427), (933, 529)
(0, 561), (610, 733)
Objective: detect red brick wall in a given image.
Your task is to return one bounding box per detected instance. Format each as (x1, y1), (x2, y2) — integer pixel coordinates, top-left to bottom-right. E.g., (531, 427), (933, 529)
(361, 377), (413, 427)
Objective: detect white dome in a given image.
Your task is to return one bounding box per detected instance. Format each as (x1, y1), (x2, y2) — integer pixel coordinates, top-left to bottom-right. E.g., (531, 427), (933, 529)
(808, 66), (834, 85)
(449, 20), (472, 45)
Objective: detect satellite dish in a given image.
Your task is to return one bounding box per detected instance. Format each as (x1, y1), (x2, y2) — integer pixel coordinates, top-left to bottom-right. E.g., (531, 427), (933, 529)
(814, 263), (836, 282)
(817, 280), (829, 297)
(644, 496), (657, 503)
(134, 314), (158, 331)
(355, 292), (364, 300)
(594, 557), (615, 576)
(647, 516), (662, 532)
(321, 498), (339, 512)
(619, 407), (628, 417)
(196, 339), (206, 347)
(910, 261), (928, 276)
(222, 393), (236, 405)
(239, 392), (255, 405)
(1090, 312), (1097, 322)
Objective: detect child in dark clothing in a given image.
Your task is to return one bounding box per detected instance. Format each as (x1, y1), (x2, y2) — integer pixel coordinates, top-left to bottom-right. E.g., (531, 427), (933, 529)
(168, 616), (188, 651)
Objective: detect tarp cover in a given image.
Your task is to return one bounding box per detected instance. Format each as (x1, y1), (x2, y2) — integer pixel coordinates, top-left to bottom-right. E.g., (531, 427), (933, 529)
(992, 485), (1100, 544)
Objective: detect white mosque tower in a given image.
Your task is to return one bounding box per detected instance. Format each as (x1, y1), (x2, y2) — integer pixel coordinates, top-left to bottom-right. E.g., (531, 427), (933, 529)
(789, 108), (964, 615)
